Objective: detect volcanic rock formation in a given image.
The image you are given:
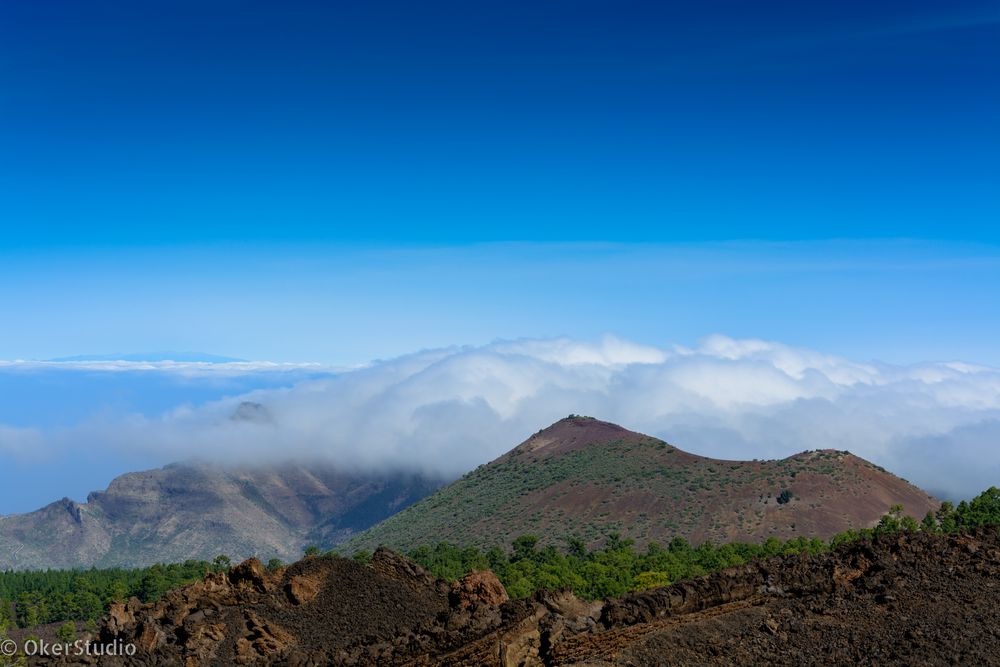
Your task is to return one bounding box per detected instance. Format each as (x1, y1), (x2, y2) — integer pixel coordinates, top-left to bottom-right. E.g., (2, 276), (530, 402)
(38, 528), (1000, 666)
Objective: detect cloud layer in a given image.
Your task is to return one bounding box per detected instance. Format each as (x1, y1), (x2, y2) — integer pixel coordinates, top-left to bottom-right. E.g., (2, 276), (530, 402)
(4, 335), (1000, 503)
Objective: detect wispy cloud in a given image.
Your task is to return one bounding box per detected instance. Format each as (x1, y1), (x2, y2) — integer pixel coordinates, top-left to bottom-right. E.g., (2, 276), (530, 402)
(3, 335), (998, 503)
(0, 425), (43, 459)
(0, 359), (343, 375)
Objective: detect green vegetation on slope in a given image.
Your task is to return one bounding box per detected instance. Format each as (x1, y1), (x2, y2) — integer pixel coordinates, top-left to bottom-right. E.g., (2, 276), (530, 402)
(350, 487), (1000, 601)
(0, 560), (220, 630)
(343, 428), (929, 553)
(404, 533), (826, 600)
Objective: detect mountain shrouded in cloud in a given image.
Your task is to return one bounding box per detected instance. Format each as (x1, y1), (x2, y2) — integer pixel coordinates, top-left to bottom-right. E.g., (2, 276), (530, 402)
(2, 335), (1000, 504)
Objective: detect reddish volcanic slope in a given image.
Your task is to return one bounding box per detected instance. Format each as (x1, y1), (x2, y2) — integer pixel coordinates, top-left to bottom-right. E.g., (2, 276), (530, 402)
(348, 416), (938, 552)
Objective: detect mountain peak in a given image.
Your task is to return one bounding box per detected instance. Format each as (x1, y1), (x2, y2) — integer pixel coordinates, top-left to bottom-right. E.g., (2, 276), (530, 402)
(348, 419), (939, 554)
(508, 415), (653, 459)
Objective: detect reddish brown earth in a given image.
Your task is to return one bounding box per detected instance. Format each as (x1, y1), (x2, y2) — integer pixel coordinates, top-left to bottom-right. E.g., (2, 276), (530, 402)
(39, 528), (1000, 666)
(347, 417), (939, 553)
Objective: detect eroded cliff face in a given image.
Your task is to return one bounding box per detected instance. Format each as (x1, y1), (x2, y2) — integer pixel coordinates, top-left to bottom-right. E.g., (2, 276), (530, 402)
(40, 528), (1000, 666)
(0, 463), (442, 570)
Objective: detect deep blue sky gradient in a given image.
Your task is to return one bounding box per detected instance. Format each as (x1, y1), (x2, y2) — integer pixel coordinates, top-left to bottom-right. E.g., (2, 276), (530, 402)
(2, 3), (1000, 512)
(2, 0), (998, 245)
(1, 1), (1000, 363)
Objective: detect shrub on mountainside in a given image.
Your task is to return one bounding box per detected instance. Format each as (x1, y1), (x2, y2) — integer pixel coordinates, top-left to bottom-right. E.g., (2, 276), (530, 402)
(632, 571), (670, 590)
(0, 618), (25, 666)
(953, 487), (1000, 527)
(56, 621), (76, 643)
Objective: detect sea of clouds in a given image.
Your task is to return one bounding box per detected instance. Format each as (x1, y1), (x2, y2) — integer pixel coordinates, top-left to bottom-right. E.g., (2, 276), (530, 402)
(2, 335), (1000, 503)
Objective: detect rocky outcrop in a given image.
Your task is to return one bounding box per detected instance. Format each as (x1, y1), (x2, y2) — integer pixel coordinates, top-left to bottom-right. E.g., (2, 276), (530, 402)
(450, 571), (509, 609)
(39, 528), (1000, 666)
(284, 571), (322, 606)
(369, 546), (449, 597)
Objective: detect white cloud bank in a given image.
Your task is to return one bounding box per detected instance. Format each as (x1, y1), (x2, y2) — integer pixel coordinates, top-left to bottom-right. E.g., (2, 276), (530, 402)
(5, 335), (1000, 501)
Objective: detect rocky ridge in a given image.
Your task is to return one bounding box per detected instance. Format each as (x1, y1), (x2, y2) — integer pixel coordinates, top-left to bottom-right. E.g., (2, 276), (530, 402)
(39, 527), (1000, 666)
(0, 463), (442, 569)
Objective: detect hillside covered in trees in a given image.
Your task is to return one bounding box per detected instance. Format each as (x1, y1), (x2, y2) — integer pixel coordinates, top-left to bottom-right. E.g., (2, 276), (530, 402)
(0, 557), (264, 634)
(384, 486), (1000, 601)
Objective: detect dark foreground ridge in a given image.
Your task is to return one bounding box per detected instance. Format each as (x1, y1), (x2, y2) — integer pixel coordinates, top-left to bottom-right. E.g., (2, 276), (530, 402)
(36, 527), (1000, 666)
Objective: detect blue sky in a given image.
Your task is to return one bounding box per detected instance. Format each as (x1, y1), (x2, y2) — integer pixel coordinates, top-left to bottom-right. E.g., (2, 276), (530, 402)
(2, 0), (998, 246)
(3, 241), (1000, 366)
(2, 2), (1000, 514)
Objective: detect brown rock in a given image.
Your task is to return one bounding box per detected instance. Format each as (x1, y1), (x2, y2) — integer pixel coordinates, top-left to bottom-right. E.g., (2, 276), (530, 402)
(285, 572), (323, 605)
(370, 547), (447, 595)
(450, 570), (509, 609)
(234, 611), (295, 664)
(135, 619), (165, 651)
(55, 529), (1000, 667)
(229, 557), (272, 593)
(184, 620), (227, 661)
(104, 601), (135, 635)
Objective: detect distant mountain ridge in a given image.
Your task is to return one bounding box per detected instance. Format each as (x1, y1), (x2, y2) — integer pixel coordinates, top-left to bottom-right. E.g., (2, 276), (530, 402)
(346, 416), (940, 553)
(0, 463), (443, 570)
(48, 351), (247, 363)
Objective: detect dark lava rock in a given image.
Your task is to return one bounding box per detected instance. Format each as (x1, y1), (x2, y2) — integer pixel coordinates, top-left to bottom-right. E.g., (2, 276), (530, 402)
(37, 528), (1000, 666)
